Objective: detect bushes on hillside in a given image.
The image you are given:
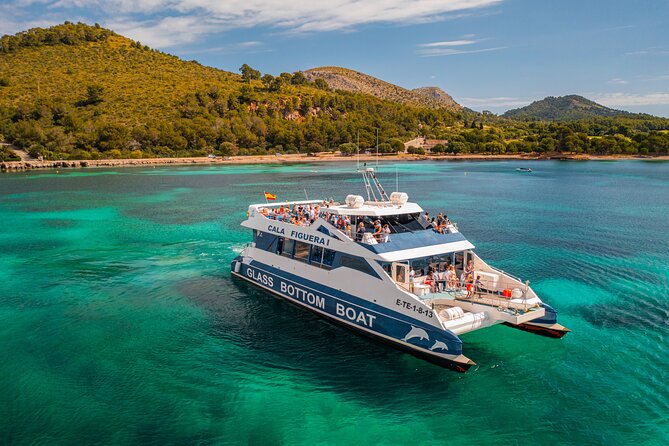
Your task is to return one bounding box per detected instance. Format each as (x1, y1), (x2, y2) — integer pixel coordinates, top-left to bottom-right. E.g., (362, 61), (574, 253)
(0, 22), (113, 53)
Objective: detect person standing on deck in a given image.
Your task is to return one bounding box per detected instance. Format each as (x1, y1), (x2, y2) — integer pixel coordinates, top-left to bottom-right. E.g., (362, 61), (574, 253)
(356, 222), (366, 241)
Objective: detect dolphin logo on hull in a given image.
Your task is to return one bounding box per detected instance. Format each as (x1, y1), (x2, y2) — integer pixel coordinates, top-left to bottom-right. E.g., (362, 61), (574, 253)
(402, 326), (430, 342)
(430, 340), (449, 351)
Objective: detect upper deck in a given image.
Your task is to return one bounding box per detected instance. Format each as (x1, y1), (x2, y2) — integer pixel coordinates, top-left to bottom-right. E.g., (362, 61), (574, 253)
(244, 194), (474, 261)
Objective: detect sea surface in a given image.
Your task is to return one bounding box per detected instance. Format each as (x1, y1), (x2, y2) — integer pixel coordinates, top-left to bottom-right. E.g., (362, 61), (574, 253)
(1, 160), (668, 445)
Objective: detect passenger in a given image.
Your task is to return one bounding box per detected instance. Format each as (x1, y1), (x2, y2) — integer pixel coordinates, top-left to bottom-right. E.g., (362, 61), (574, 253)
(356, 222), (366, 241)
(345, 224), (353, 239)
(382, 224), (391, 243)
(436, 269), (447, 292)
(465, 274), (475, 298)
(431, 218), (438, 230)
(425, 271), (436, 293)
(465, 260), (475, 277)
(447, 265), (458, 289)
(474, 275), (483, 295)
(409, 267), (416, 292)
(373, 221), (383, 242)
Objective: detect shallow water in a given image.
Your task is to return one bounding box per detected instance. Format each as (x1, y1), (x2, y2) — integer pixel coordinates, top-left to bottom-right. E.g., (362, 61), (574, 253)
(1, 160), (668, 445)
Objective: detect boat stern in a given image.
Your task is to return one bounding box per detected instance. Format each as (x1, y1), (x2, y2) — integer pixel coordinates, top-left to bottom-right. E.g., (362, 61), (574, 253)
(503, 302), (570, 338)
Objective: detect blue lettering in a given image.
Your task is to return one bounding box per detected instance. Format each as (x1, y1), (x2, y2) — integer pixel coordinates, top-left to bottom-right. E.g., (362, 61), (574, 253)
(267, 225), (285, 235)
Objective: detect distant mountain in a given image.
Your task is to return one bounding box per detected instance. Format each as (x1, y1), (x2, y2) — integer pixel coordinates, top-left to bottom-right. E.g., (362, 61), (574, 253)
(411, 87), (460, 110)
(503, 95), (631, 121)
(303, 66), (461, 110)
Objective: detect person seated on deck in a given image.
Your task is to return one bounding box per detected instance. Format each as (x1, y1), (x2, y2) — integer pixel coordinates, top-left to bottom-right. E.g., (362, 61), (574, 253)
(424, 271), (436, 293)
(447, 265), (458, 290)
(436, 269), (447, 292)
(430, 218), (438, 231)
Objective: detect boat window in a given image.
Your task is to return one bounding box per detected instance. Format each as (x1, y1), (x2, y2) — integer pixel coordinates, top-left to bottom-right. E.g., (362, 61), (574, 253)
(323, 248), (336, 266)
(310, 245), (324, 263)
(279, 238), (294, 258)
(254, 231), (279, 252)
(340, 255), (375, 276)
(309, 245), (335, 269)
(293, 241), (310, 262)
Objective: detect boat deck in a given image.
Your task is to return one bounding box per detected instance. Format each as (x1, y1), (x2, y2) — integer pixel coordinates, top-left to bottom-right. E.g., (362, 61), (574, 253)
(416, 288), (544, 323)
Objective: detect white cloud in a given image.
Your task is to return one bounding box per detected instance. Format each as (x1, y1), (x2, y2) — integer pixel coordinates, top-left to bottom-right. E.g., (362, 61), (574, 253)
(418, 46), (506, 57)
(594, 92), (669, 106)
(106, 15), (224, 47)
(459, 96), (530, 108)
(607, 78), (628, 85)
(646, 74), (669, 81)
(626, 47), (669, 56)
(182, 41), (266, 55)
(3, 0), (504, 46)
(420, 39), (477, 47)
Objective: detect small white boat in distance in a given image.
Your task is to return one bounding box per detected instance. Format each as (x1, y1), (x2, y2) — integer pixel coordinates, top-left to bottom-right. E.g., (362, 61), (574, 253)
(231, 167), (568, 372)
(515, 167), (533, 172)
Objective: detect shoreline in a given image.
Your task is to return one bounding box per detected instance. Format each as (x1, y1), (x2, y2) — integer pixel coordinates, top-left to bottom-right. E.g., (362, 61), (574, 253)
(2, 153), (667, 172)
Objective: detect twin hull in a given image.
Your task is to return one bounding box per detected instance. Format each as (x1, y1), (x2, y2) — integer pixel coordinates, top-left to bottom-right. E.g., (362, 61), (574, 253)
(231, 251), (473, 371)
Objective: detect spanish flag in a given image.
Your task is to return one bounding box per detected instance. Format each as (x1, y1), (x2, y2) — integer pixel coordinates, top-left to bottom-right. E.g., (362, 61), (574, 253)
(264, 191), (277, 201)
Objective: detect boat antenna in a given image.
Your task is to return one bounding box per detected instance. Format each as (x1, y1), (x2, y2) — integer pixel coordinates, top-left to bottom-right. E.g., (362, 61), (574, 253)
(356, 130), (360, 170)
(376, 128), (379, 169)
(396, 166), (399, 192)
(304, 188), (309, 200)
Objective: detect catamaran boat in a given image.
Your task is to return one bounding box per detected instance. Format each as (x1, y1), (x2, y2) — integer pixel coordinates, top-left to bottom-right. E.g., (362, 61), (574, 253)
(231, 168), (569, 372)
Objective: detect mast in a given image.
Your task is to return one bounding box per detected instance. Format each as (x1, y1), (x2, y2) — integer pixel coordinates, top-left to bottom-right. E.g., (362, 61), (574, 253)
(376, 128), (379, 168)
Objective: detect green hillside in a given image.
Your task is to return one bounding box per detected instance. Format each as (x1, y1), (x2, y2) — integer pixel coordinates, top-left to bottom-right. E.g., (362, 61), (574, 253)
(503, 95), (631, 121)
(0, 23), (464, 159)
(1, 23), (669, 160)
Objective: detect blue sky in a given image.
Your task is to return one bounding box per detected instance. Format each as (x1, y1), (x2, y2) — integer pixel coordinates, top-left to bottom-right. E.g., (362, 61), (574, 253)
(2, 0), (669, 116)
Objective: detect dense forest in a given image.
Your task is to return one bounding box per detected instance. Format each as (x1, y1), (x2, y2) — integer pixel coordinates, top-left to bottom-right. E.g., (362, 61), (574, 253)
(1, 23), (669, 160)
(502, 95), (631, 121)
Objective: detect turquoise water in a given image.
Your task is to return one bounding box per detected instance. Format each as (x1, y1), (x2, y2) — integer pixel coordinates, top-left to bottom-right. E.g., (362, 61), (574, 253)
(1, 160), (668, 445)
